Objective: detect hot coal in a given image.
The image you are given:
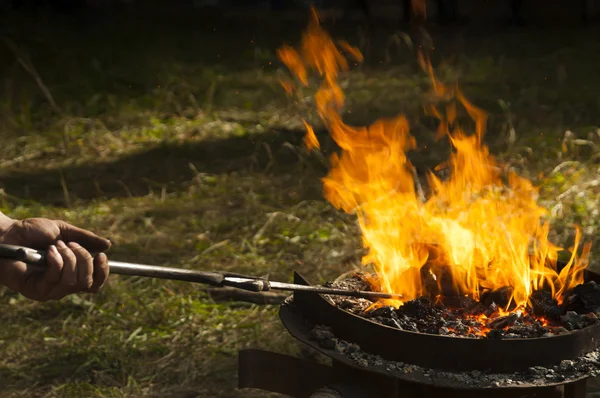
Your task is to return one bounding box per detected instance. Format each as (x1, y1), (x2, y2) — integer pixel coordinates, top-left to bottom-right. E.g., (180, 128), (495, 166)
(487, 312), (521, 330)
(440, 295), (479, 311)
(481, 286), (514, 309)
(564, 281), (600, 314)
(324, 275), (600, 339)
(561, 311), (599, 331)
(529, 290), (561, 318)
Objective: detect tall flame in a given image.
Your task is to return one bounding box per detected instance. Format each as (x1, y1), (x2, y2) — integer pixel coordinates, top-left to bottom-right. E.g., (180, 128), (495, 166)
(278, 8), (591, 308)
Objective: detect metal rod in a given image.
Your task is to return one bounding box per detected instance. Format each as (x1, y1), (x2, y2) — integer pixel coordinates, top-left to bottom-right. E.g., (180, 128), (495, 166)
(108, 261), (225, 286)
(0, 244), (401, 300)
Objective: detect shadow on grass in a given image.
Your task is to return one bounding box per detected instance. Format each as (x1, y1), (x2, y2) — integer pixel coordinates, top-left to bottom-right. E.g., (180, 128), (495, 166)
(0, 128), (338, 207)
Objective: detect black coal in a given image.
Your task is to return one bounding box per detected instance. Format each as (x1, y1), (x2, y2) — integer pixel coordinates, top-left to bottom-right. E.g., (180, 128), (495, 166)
(323, 275), (600, 339)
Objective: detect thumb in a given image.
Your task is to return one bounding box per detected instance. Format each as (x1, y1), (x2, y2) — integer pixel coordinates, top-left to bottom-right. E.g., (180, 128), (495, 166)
(56, 221), (111, 253)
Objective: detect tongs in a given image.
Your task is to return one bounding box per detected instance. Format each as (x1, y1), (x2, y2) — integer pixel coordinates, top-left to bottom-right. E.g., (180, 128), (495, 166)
(0, 243), (402, 301)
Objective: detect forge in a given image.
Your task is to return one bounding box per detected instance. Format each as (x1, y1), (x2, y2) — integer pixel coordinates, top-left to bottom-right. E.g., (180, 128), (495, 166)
(237, 269), (600, 398)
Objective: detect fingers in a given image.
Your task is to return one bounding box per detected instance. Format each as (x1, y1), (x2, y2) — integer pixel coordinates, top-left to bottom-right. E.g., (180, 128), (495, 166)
(69, 242), (94, 290)
(44, 245), (64, 285)
(31, 244), (65, 301)
(44, 241), (107, 299)
(55, 240), (78, 296)
(56, 220), (112, 253)
(86, 253), (109, 293)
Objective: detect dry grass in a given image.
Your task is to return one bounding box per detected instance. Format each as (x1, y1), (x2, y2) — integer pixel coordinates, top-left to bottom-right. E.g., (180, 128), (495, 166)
(1, 7), (600, 397)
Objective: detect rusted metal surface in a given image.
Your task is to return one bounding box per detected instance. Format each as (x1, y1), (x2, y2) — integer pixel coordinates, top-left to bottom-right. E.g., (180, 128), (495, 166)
(285, 271), (600, 373)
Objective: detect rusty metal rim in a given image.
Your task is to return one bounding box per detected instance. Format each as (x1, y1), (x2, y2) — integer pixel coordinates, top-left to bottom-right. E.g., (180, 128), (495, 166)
(286, 270), (600, 373)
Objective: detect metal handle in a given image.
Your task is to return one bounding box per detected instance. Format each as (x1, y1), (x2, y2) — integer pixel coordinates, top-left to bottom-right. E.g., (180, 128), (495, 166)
(0, 244), (47, 266)
(0, 243), (272, 291)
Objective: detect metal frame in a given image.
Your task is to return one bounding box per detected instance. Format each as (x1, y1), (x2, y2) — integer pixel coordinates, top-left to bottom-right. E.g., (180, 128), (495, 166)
(238, 269), (600, 397)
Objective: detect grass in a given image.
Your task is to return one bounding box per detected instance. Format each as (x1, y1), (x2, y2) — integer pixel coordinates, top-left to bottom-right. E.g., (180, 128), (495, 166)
(1, 6), (600, 397)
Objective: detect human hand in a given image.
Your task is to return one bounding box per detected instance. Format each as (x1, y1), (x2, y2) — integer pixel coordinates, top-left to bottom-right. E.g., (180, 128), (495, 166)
(0, 217), (111, 301)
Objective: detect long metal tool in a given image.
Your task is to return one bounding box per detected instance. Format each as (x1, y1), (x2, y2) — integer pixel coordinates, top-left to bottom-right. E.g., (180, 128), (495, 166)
(0, 243), (402, 300)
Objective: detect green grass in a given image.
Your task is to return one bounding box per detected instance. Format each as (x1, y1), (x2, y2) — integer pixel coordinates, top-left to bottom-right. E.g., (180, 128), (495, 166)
(2, 7), (600, 397)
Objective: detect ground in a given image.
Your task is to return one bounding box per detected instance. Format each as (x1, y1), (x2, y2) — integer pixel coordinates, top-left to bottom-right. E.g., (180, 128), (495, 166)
(1, 7), (600, 398)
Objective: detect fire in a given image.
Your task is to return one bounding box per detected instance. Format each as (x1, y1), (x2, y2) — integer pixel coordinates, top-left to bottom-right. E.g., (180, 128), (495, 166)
(278, 8), (591, 311)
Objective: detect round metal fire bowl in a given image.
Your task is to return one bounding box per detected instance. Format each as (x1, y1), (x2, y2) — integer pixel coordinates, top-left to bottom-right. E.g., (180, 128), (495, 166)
(279, 302), (595, 391)
(279, 301), (597, 392)
(283, 270), (600, 374)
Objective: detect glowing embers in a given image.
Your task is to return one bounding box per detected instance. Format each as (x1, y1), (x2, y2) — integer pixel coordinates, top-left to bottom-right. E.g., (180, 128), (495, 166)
(325, 273), (600, 339)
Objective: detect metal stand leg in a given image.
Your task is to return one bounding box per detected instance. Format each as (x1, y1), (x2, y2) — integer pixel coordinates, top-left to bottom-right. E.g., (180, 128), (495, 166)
(238, 349), (334, 397)
(564, 379), (587, 398)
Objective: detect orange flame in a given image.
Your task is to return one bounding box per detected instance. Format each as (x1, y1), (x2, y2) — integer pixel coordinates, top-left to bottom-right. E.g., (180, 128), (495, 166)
(278, 8), (591, 309)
